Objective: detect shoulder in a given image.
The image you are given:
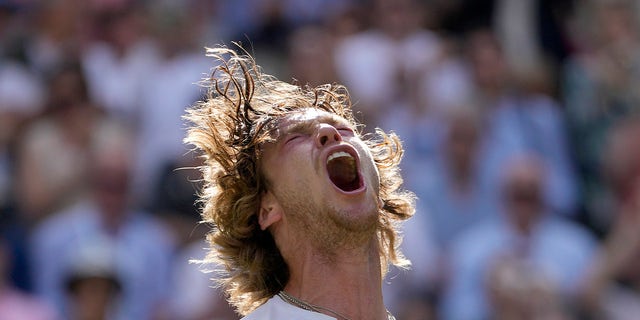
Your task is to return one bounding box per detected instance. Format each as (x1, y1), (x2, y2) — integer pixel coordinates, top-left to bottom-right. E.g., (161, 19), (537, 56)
(541, 217), (597, 249)
(242, 296), (335, 320)
(31, 201), (96, 243)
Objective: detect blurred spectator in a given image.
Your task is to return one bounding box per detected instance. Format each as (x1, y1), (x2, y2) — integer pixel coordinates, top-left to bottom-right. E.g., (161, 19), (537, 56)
(419, 105), (497, 250)
(27, 0), (88, 76)
(64, 236), (122, 320)
(0, 57), (44, 291)
(486, 254), (571, 320)
(563, 0), (640, 232)
(132, 1), (210, 207)
(30, 119), (175, 320)
(0, 228), (58, 320)
(440, 154), (596, 319)
(0, 0), (45, 204)
(81, 1), (161, 121)
(601, 117), (640, 225)
(577, 117), (640, 319)
(287, 25), (338, 87)
(151, 153), (238, 320)
(466, 29), (579, 217)
(0, 59), (44, 209)
(334, 0), (442, 128)
(389, 104), (492, 317)
(14, 62), (101, 225)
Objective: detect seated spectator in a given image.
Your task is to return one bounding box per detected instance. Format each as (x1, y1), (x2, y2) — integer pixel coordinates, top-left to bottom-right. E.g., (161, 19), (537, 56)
(64, 236), (122, 320)
(30, 119), (175, 320)
(466, 29), (579, 217)
(14, 62), (101, 225)
(440, 154), (596, 319)
(420, 105), (498, 250)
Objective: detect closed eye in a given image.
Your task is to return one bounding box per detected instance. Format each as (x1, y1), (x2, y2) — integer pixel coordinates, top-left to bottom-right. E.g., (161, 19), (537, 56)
(285, 134), (303, 144)
(338, 128), (354, 136)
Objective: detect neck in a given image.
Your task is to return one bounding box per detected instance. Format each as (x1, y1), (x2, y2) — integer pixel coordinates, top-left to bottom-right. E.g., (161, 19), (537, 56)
(282, 237), (388, 320)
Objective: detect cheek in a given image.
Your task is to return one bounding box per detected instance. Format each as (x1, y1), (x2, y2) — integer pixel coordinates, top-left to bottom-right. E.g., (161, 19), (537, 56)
(271, 151), (316, 189)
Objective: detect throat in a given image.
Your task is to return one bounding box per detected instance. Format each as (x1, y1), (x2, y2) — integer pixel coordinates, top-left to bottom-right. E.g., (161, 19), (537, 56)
(282, 238), (384, 315)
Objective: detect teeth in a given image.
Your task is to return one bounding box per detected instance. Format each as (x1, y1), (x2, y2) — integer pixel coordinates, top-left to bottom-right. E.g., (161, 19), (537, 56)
(327, 151), (353, 163)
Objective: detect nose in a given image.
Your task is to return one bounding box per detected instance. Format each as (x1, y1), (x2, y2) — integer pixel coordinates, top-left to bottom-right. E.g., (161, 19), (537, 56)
(316, 123), (342, 147)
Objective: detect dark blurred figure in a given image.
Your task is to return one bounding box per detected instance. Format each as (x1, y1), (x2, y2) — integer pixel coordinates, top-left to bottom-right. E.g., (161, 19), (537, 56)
(441, 154), (596, 319)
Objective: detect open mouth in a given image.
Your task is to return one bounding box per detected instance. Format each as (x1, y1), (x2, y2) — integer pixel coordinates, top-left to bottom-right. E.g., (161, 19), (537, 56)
(326, 150), (362, 192)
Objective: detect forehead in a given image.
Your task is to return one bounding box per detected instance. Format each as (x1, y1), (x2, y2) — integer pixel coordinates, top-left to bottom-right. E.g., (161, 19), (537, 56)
(276, 108), (351, 132)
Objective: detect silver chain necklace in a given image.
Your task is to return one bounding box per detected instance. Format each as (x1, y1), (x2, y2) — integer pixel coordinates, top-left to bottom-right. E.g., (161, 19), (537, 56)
(277, 291), (396, 320)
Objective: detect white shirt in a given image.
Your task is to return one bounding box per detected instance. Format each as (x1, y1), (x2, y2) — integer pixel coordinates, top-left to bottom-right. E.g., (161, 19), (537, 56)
(242, 296), (335, 320)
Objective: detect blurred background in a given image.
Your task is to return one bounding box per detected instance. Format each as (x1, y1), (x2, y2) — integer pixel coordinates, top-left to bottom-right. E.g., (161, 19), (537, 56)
(1, 0), (640, 319)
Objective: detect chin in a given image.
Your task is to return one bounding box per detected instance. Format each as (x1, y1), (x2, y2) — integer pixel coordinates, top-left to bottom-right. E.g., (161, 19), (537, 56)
(332, 205), (379, 234)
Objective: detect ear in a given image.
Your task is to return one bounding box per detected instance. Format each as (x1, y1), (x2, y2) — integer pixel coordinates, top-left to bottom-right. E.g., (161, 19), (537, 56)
(259, 190), (283, 230)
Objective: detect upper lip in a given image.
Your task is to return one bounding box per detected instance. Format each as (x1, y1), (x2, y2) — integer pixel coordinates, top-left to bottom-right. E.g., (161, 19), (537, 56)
(322, 143), (360, 168)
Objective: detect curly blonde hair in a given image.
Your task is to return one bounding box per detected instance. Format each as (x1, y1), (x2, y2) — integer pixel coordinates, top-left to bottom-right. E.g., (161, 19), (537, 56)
(184, 47), (415, 316)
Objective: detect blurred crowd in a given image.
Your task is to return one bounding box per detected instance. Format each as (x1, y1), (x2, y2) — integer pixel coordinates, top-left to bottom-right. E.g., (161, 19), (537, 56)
(1, 0), (640, 319)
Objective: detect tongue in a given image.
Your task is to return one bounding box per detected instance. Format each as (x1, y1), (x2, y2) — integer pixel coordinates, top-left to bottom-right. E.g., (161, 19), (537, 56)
(327, 157), (359, 191)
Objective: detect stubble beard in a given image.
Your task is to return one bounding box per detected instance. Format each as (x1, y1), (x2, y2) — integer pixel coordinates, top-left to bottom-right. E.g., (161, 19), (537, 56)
(276, 188), (379, 259)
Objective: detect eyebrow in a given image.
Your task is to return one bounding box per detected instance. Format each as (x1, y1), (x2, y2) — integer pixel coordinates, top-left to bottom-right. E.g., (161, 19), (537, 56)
(283, 120), (315, 135)
(281, 114), (351, 136)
